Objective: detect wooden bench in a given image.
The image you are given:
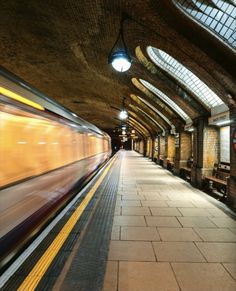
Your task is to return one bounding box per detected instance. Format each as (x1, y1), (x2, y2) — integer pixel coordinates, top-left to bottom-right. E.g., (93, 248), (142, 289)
(204, 162), (230, 200)
(180, 167), (191, 181)
(180, 157), (193, 182)
(167, 160), (174, 172)
(159, 157), (164, 167)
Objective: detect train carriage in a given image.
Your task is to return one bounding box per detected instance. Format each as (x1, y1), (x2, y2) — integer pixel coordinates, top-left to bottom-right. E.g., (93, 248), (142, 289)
(0, 67), (111, 270)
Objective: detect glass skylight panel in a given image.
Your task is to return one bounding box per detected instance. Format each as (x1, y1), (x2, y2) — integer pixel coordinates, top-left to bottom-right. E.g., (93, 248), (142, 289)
(147, 46), (224, 109)
(173, 0), (236, 49)
(140, 79), (190, 122)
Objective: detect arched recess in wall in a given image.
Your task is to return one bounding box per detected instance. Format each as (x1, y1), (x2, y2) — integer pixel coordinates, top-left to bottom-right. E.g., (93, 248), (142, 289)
(146, 46), (226, 112)
(135, 46), (207, 119)
(129, 108), (161, 136)
(131, 77), (183, 124)
(130, 94), (170, 131)
(139, 79), (192, 124)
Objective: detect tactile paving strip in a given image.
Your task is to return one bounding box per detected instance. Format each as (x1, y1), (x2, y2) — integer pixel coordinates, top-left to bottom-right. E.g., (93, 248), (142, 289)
(55, 156), (121, 291)
(2, 157), (120, 290)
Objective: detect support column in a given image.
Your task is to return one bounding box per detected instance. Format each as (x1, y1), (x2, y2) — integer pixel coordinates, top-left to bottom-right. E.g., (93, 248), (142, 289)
(153, 137), (158, 162)
(147, 137), (153, 159)
(164, 133), (168, 168)
(164, 133), (175, 168)
(144, 139), (148, 157)
(228, 106), (236, 209)
(191, 118), (219, 187)
(174, 131), (192, 175)
(159, 135), (165, 166)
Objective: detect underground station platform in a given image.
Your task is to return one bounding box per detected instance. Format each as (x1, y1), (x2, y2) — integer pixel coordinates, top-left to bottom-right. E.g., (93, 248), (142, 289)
(1, 151), (236, 291)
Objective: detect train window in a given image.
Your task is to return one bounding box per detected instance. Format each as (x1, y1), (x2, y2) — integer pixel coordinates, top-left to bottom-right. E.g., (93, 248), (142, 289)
(147, 46), (224, 109)
(173, 0), (236, 50)
(140, 79), (191, 122)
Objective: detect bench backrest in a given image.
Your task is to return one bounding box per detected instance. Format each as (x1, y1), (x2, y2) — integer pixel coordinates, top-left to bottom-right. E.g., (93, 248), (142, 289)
(214, 163), (230, 181)
(187, 157), (193, 168)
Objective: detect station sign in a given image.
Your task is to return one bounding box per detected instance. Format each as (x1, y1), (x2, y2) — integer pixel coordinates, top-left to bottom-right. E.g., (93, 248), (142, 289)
(184, 123), (194, 132)
(208, 111), (229, 126)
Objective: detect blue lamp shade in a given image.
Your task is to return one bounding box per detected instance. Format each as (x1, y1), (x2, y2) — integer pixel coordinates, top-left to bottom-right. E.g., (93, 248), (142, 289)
(109, 51), (132, 72)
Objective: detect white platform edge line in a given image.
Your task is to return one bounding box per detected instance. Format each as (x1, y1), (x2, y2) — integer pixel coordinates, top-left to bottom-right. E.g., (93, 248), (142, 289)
(0, 154), (117, 288)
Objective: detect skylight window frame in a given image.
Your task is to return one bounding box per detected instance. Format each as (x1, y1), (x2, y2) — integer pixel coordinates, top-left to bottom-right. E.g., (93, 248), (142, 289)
(172, 0), (236, 49)
(147, 46), (224, 109)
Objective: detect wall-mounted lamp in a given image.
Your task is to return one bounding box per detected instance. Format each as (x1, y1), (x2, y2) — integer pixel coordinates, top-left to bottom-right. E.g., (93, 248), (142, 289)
(108, 13), (132, 72)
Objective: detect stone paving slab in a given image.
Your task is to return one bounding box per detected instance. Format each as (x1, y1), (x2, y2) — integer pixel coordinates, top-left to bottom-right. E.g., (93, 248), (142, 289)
(102, 151), (236, 291)
(172, 263), (236, 291)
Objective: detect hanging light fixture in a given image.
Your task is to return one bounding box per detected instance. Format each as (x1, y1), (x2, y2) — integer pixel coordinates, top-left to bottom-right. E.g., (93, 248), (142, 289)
(119, 97), (128, 120)
(108, 13), (132, 72)
(119, 110), (128, 119)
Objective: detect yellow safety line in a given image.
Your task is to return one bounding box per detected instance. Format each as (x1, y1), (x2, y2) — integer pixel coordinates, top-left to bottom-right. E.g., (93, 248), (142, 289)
(17, 157), (116, 291)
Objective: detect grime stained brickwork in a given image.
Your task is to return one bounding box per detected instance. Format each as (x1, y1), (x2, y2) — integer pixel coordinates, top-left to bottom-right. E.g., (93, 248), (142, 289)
(191, 119), (219, 188)
(167, 135), (175, 162)
(174, 131), (192, 174)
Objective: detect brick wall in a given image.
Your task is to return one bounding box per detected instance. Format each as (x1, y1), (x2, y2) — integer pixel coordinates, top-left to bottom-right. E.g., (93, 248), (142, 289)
(228, 107), (236, 209)
(174, 131), (192, 173)
(167, 135), (175, 161)
(148, 138), (153, 159)
(153, 138), (158, 161)
(180, 132), (192, 162)
(191, 119), (219, 187)
(159, 136), (165, 158)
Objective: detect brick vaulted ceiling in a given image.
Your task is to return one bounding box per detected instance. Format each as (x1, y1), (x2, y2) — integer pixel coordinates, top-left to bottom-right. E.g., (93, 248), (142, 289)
(0, 0), (235, 137)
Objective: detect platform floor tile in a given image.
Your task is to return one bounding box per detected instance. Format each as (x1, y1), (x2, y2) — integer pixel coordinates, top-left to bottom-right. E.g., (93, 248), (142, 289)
(102, 151), (236, 291)
(103, 261), (118, 291)
(153, 241), (206, 262)
(158, 227), (202, 242)
(172, 263), (236, 291)
(194, 228), (236, 242)
(146, 216), (182, 227)
(121, 226), (160, 241)
(223, 263), (236, 280)
(195, 242), (236, 262)
(119, 262), (180, 291)
(177, 216), (217, 228)
(113, 215), (146, 226)
(108, 241), (156, 261)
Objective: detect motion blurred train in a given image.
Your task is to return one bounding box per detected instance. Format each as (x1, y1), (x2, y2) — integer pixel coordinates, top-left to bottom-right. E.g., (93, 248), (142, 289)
(0, 67), (111, 271)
